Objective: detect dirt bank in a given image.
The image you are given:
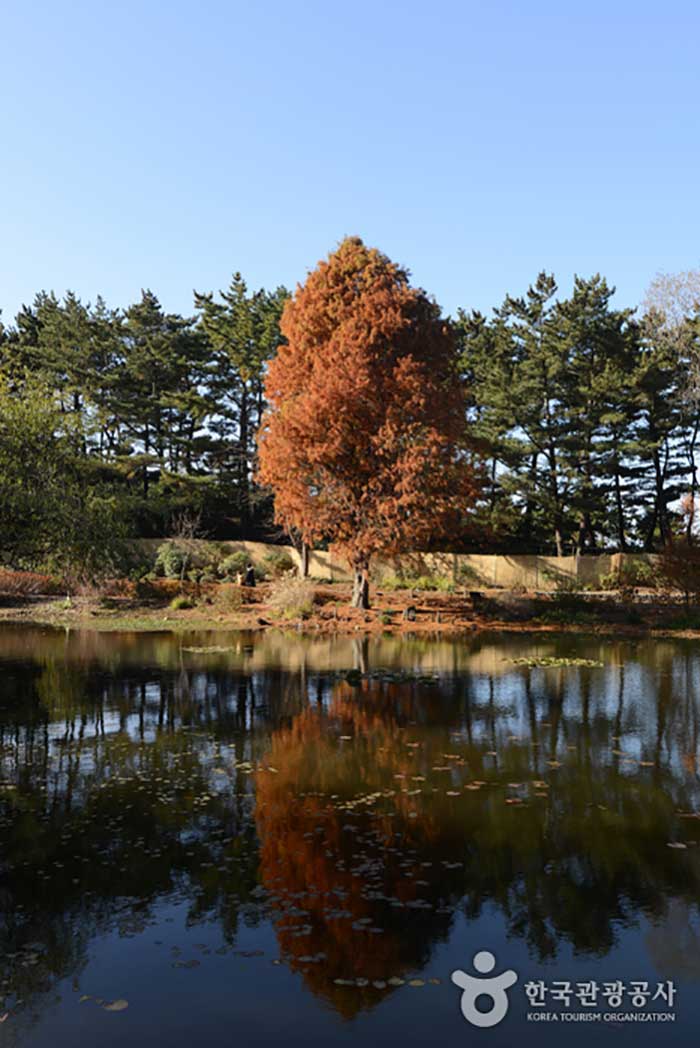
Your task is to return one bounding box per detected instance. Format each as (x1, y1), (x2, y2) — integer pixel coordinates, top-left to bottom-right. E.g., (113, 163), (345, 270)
(1, 582), (699, 639)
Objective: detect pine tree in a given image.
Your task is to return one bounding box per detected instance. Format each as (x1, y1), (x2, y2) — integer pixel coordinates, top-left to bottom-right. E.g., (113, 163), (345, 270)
(194, 275), (288, 528)
(553, 275), (637, 551)
(118, 291), (208, 499)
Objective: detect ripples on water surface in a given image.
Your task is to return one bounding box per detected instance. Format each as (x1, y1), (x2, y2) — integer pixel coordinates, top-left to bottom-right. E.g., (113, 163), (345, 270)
(0, 626), (699, 1046)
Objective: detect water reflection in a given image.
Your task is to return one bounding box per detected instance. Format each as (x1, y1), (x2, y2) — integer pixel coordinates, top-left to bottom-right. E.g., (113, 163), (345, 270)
(0, 626), (699, 1042)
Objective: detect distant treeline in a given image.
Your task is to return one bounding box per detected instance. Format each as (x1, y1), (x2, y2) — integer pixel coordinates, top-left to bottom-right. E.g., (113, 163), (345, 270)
(0, 266), (698, 559)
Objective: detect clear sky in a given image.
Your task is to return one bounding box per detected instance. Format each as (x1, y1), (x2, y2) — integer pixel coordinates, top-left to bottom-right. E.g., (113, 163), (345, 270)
(2, 0), (699, 324)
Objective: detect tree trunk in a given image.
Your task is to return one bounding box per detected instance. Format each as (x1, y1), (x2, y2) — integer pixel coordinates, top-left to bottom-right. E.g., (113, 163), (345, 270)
(351, 562), (370, 609)
(301, 542), (309, 578)
(239, 385), (250, 528)
(554, 524), (564, 558)
(613, 458), (627, 551)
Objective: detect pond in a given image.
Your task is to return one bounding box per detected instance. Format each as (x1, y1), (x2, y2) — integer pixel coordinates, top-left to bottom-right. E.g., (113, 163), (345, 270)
(0, 625), (699, 1046)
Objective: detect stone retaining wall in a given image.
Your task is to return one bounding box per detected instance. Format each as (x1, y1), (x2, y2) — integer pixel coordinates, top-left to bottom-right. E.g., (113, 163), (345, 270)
(142, 540), (659, 591)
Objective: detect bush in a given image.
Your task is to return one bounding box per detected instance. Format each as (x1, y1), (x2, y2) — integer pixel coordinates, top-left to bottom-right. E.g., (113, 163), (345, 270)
(599, 559), (659, 591)
(262, 549), (295, 578)
(657, 543), (700, 604)
(381, 573), (454, 593)
(154, 543), (191, 579)
(541, 567), (581, 594)
(0, 569), (64, 596)
(212, 583), (243, 611)
(122, 545), (153, 581)
(455, 563), (486, 587)
(219, 551), (250, 580)
(169, 594), (195, 610)
(267, 578), (315, 620)
(154, 540), (224, 581)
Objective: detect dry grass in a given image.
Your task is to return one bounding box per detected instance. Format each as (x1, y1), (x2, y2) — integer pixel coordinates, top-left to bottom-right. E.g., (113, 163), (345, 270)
(267, 577), (316, 619)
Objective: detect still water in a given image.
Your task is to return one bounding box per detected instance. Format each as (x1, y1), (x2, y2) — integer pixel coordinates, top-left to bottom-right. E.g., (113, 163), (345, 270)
(0, 626), (699, 1046)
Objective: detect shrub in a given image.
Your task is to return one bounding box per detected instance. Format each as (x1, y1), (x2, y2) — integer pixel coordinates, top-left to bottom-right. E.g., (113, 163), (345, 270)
(455, 563), (486, 587)
(212, 584), (243, 611)
(262, 549), (296, 578)
(154, 540), (224, 581)
(657, 543), (700, 604)
(554, 578), (582, 594)
(219, 551), (250, 580)
(169, 594), (195, 610)
(599, 560), (659, 591)
(267, 578), (315, 619)
(381, 573), (454, 593)
(0, 569), (63, 596)
(541, 567), (580, 593)
(154, 543), (191, 579)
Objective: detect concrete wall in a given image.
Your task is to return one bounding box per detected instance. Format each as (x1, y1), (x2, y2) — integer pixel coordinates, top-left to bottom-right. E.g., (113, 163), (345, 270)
(143, 540), (659, 590)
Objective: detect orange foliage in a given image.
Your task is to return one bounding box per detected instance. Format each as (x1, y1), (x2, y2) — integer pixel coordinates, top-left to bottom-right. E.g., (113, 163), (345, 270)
(257, 238), (476, 584)
(0, 569), (63, 596)
(254, 681), (465, 1013)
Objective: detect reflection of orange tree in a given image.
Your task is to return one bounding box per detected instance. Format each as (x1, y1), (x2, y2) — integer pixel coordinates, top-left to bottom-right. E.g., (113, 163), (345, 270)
(255, 681), (466, 1015)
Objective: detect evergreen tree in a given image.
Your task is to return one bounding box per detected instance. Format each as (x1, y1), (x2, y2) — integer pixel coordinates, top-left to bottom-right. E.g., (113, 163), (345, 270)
(117, 290), (208, 499)
(553, 275), (637, 551)
(194, 275), (288, 528)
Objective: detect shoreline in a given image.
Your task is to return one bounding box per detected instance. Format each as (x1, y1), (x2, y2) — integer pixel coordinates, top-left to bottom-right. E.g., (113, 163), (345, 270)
(2, 589), (700, 641)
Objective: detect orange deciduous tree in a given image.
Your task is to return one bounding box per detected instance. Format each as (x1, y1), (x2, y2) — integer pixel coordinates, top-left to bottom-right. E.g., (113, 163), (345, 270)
(257, 237), (477, 608)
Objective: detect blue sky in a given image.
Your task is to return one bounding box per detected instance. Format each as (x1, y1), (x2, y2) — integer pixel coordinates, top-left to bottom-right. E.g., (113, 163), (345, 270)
(2, 0), (699, 323)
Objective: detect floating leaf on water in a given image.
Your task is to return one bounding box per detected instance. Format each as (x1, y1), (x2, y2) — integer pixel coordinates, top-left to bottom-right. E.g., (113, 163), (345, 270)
(506, 656), (603, 668)
(181, 646), (235, 654)
(667, 842), (688, 849)
(103, 999), (129, 1012)
(408, 978), (425, 987)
